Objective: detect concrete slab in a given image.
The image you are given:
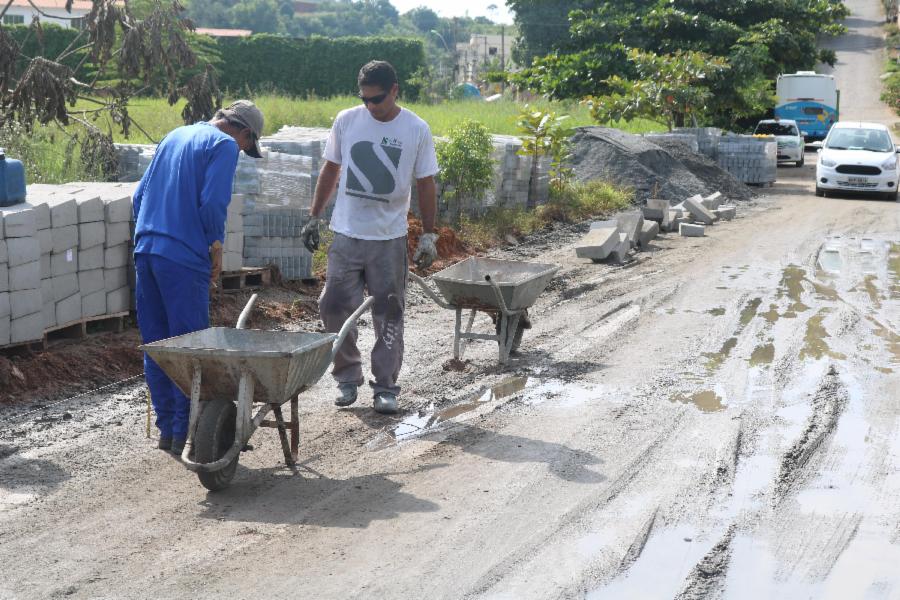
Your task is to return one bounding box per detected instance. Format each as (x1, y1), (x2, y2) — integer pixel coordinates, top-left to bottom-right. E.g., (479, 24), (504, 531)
(52, 273), (79, 301)
(82, 289), (106, 318)
(79, 268), (105, 295)
(6, 237), (40, 267)
(0, 205), (37, 238)
(30, 202), (51, 230)
(0, 263), (7, 293)
(0, 240), (6, 263)
(703, 191), (724, 210)
(79, 221), (106, 248)
(609, 232), (631, 264)
(10, 261), (40, 291)
(43, 298), (56, 329)
(46, 196), (78, 228)
(0, 315), (8, 346)
(576, 221), (620, 261)
(52, 225), (79, 253)
(638, 221), (659, 249)
(105, 244), (129, 269)
(680, 222), (706, 237)
(104, 195), (133, 223)
(40, 253), (50, 278)
(683, 195), (718, 225)
(618, 212), (645, 249)
(51, 249), (78, 277)
(642, 199), (669, 222)
(11, 312), (43, 343)
(225, 232), (244, 253)
(74, 193), (104, 223)
(56, 292), (82, 325)
(104, 268), (128, 292)
(106, 222), (131, 247)
(715, 205), (737, 220)
(222, 252), (242, 272)
(37, 228), (53, 254)
(10, 289), (42, 319)
(106, 286), (130, 313)
(79, 245), (104, 271)
(0, 291), (8, 318)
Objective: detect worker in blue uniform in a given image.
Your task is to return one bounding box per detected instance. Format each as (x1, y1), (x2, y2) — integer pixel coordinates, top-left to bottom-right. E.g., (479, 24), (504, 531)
(133, 100), (265, 455)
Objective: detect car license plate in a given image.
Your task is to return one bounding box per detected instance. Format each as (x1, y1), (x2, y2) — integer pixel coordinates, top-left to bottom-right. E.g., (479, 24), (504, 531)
(849, 176), (868, 184)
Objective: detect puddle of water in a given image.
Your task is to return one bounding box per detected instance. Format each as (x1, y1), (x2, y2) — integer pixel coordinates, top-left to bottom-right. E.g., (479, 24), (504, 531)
(778, 265), (810, 314)
(704, 337), (737, 372)
(707, 307), (726, 316)
(749, 343), (775, 366)
(670, 390), (724, 413)
(818, 247), (843, 275)
(800, 310), (846, 361)
(739, 298), (762, 327)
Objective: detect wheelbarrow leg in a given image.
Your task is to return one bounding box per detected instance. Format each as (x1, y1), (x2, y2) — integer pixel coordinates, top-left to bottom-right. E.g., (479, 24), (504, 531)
(497, 313), (521, 364)
(290, 396), (299, 463)
(453, 308), (477, 360)
(271, 404), (296, 467)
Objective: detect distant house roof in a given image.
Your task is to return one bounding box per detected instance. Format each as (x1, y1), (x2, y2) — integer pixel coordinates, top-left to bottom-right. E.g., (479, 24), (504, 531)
(195, 27), (253, 38)
(9, 0), (95, 10)
(293, 0), (322, 13)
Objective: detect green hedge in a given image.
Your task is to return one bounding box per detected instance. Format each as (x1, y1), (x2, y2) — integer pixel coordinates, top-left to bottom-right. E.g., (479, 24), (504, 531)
(5, 23), (88, 76)
(217, 35), (426, 100)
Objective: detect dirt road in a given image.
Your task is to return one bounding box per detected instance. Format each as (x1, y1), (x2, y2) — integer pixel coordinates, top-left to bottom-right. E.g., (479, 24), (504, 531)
(1, 2), (899, 598)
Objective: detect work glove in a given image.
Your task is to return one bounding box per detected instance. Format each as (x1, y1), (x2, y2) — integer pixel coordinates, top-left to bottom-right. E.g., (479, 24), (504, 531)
(413, 232), (439, 269)
(301, 216), (322, 253)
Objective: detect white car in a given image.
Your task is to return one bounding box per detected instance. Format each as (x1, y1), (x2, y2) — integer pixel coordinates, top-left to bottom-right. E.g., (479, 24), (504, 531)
(754, 119), (804, 166)
(816, 121), (900, 201)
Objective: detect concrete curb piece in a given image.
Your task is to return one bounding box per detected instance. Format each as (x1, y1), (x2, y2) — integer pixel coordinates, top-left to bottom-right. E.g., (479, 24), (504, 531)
(680, 222), (706, 237)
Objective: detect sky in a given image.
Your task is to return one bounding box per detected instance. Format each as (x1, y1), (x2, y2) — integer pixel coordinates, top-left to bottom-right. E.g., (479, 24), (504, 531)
(388, 0), (515, 25)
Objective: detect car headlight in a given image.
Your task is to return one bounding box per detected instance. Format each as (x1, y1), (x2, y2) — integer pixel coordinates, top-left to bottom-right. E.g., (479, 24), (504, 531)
(881, 156), (897, 171)
(820, 156), (837, 168)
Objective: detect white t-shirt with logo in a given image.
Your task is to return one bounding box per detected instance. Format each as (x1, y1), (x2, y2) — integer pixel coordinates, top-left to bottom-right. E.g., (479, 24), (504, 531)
(324, 105), (439, 240)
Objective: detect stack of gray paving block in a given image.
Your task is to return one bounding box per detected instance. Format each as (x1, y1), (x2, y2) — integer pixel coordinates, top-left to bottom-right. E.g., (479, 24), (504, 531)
(101, 187), (133, 314)
(74, 191), (107, 318)
(223, 195), (244, 272)
(674, 127), (723, 158)
(242, 198), (312, 280)
(0, 204), (43, 344)
(643, 133), (700, 153)
(114, 144), (156, 182)
(716, 136), (777, 184)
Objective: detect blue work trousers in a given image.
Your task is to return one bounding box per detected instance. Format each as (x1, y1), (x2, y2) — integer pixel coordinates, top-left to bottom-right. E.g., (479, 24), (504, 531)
(135, 253), (210, 440)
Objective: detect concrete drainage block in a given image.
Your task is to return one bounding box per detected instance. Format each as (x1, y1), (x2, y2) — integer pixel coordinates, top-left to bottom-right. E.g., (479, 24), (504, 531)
(680, 222), (706, 237)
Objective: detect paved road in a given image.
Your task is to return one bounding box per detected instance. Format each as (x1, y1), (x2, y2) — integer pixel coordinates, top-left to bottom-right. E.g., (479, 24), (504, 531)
(1, 1), (898, 598)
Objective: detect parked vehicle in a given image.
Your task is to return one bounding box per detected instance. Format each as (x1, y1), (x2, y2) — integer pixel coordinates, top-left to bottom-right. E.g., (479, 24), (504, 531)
(775, 71), (839, 142)
(754, 119), (804, 166)
(815, 121), (900, 201)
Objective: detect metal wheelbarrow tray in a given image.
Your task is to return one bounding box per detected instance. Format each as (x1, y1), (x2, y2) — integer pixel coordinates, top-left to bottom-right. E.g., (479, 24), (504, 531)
(141, 295), (373, 491)
(410, 257), (559, 363)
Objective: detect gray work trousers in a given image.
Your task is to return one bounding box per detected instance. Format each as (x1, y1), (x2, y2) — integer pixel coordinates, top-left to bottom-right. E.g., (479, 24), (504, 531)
(319, 233), (408, 395)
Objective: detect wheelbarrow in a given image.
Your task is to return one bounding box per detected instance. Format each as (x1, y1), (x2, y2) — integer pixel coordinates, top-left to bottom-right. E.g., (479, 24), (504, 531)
(140, 294), (374, 491)
(409, 257), (559, 364)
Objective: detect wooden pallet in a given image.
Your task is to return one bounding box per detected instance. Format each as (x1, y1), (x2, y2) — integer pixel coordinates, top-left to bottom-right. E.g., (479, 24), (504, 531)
(218, 266), (273, 292)
(44, 312), (130, 344)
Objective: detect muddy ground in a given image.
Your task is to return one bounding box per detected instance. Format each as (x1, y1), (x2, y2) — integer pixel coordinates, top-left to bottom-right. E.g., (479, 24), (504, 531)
(1, 1), (899, 598)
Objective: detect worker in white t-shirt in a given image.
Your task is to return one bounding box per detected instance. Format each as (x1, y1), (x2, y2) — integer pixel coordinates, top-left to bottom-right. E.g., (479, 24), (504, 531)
(301, 60), (439, 415)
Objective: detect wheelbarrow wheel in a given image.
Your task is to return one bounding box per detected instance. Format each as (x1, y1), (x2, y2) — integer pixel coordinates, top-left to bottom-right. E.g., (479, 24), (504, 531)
(195, 399), (239, 492)
(495, 310), (530, 354)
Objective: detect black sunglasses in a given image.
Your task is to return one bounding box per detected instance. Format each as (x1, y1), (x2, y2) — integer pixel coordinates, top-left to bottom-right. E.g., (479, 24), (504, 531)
(358, 91), (389, 106)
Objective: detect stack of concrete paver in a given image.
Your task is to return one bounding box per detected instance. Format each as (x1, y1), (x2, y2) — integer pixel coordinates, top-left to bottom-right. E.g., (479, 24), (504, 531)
(223, 195), (244, 272)
(673, 127), (723, 159)
(0, 204), (43, 345)
(241, 197), (311, 280)
(115, 144), (156, 183)
(715, 136), (777, 185)
(74, 190), (108, 318)
(487, 135), (550, 209)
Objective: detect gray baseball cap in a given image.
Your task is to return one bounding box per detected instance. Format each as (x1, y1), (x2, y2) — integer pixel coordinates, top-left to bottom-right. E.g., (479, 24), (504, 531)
(221, 100), (264, 158)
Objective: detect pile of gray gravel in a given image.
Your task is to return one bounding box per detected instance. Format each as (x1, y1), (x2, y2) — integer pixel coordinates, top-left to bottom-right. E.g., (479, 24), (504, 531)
(570, 127), (754, 204)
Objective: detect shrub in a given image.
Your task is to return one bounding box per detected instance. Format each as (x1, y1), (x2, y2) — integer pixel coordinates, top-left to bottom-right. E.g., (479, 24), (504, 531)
(435, 119), (495, 224)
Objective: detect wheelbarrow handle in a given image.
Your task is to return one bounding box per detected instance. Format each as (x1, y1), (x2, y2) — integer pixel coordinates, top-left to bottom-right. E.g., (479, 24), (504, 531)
(331, 296), (375, 361)
(484, 274), (514, 317)
(408, 270), (452, 309)
(236, 293), (259, 330)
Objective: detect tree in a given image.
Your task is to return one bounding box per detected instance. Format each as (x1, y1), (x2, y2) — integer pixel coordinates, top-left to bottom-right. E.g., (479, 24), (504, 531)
(406, 6), (439, 34)
(435, 119), (494, 224)
(516, 107), (573, 207)
(0, 0), (221, 179)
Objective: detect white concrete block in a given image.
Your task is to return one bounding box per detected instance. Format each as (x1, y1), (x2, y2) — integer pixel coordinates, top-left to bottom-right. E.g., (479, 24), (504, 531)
(52, 225), (79, 253)
(106, 222), (131, 247)
(43, 299), (56, 329)
(40, 253), (50, 278)
(11, 312), (43, 343)
(0, 239), (6, 263)
(0, 291), (8, 318)
(618, 212), (644, 249)
(683, 195), (717, 225)
(609, 232), (631, 264)
(37, 228), (53, 254)
(78, 268), (105, 295)
(52, 273), (79, 302)
(51, 249), (78, 276)
(642, 199), (669, 222)
(78, 245), (104, 270)
(29, 202), (51, 230)
(56, 293), (82, 325)
(1, 205), (37, 238)
(0, 263), (7, 293)
(576, 220), (621, 261)
(9, 261), (40, 291)
(82, 289), (106, 318)
(225, 232), (244, 253)
(6, 237), (40, 267)
(715, 205), (736, 220)
(680, 222), (706, 237)
(638, 221), (659, 249)
(222, 252), (242, 272)
(104, 195), (133, 223)
(78, 221), (106, 249)
(75, 193), (104, 223)
(106, 286), (130, 313)
(0, 315), (8, 346)
(105, 244), (129, 269)
(703, 191), (723, 210)
(104, 267), (128, 292)
(46, 196), (78, 228)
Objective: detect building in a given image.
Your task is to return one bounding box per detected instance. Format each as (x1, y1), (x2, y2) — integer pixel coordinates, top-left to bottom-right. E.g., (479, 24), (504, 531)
(1, 0), (92, 29)
(455, 33), (516, 83)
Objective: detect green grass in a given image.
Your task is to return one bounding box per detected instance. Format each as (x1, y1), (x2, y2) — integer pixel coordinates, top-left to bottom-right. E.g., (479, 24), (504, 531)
(71, 94), (664, 144)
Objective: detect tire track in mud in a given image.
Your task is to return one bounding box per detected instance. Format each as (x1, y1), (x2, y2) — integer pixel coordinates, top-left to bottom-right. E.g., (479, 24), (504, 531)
(674, 525), (738, 600)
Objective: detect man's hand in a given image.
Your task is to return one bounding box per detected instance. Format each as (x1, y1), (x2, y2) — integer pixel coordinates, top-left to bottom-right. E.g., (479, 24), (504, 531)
(210, 240), (223, 285)
(301, 216), (322, 253)
(413, 232), (439, 269)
